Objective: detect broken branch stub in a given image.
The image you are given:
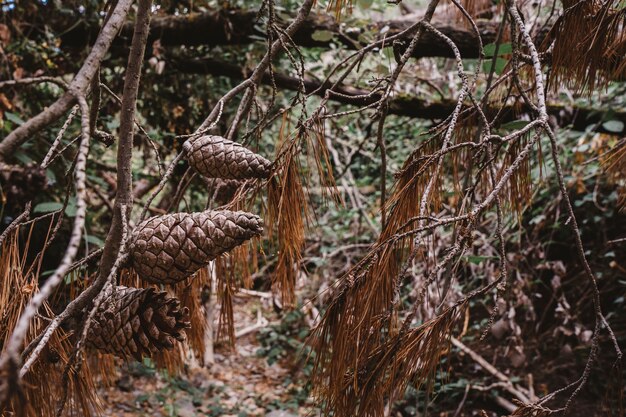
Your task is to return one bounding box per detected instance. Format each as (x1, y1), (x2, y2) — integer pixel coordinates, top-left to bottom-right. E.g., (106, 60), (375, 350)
(86, 286), (190, 361)
(205, 178), (244, 204)
(130, 210), (264, 284)
(183, 135), (272, 180)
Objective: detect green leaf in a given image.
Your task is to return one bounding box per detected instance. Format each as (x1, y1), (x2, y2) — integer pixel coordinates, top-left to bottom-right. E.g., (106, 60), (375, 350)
(106, 119), (120, 131)
(46, 168), (57, 185)
(463, 255), (497, 265)
(483, 42), (512, 57)
(357, 0), (374, 8)
(64, 197), (77, 217)
(87, 174), (108, 188)
(500, 120), (530, 131)
(311, 30), (334, 42)
(4, 112), (25, 126)
(34, 201), (64, 213)
(482, 57), (508, 75)
(85, 235), (105, 247)
(494, 57), (508, 74)
(602, 120), (624, 133)
(14, 151), (33, 164)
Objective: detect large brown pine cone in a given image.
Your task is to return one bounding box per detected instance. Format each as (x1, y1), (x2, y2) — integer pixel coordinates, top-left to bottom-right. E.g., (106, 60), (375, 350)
(87, 286), (189, 361)
(130, 210), (263, 284)
(183, 135), (271, 179)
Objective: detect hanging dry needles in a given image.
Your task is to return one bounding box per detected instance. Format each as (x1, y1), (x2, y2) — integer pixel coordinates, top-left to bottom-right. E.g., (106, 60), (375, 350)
(130, 209), (264, 284)
(509, 401), (553, 417)
(307, 148), (447, 417)
(499, 133), (534, 215)
(2, 307), (104, 417)
(547, 0), (626, 93)
(183, 135), (272, 180)
(267, 154), (306, 307)
(326, 0), (353, 19)
(0, 225), (104, 417)
(266, 117), (311, 307)
(174, 277), (208, 361)
(600, 137), (626, 207)
(445, 0), (496, 24)
(312, 304), (461, 417)
(86, 285), (190, 361)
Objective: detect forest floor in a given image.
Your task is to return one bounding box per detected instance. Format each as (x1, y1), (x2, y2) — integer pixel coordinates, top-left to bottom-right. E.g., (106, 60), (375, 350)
(98, 293), (314, 417)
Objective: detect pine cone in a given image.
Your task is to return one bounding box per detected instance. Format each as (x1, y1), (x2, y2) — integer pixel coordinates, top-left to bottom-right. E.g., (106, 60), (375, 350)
(183, 135), (271, 179)
(87, 286), (189, 361)
(130, 210), (263, 284)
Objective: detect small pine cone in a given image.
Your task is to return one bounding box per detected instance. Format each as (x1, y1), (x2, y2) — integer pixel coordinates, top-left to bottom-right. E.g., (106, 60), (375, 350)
(183, 135), (271, 180)
(130, 210), (263, 284)
(87, 286), (189, 361)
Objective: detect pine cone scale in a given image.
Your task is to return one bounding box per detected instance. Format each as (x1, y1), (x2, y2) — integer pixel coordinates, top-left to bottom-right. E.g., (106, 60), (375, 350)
(183, 135), (271, 180)
(130, 210), (263, 284)
(87, 286), (189, 361)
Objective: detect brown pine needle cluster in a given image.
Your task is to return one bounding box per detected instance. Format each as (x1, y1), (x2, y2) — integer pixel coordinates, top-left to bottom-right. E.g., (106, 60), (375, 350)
(548, 0), (626, 93)
(268, 151), (307, 307)
(326, 0), (353, 20)
(312, 304), (461, 417)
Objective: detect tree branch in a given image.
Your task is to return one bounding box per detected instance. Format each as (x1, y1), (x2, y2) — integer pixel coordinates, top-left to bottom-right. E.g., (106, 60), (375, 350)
(171, 57), (626, 134)
(0, 0), (134, 162)
(17, 0), (153, 384)
(60, 8), (540, 61)
(99, 0), (152, 280)
(2, 93), (92, 380)
(196, 0), (316, 133)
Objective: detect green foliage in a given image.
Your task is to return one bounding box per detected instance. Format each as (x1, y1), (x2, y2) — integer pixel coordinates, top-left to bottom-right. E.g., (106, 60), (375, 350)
(256, 309), (310, 366)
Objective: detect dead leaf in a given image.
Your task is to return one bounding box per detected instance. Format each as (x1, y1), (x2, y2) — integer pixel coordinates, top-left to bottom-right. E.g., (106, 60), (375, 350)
(13, 67), (24, 80)
(508, 347), (526, 368)
(0, 93), (13, 111)
(490, 318), (509, 340)
(22, 283), (34, 294)
(172, 105), (184, 118)
(0, 24), (10, 46)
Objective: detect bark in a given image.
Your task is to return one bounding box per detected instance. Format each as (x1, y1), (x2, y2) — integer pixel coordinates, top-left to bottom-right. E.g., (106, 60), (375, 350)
(171, 57), (626, 134)
(99, 0), (153, 285)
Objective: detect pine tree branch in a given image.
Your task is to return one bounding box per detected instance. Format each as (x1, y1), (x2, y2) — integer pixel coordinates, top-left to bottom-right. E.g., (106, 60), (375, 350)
(99, 0), (152, 280)
(3, 93), (92, 380)
(140, 0), (317, 216)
